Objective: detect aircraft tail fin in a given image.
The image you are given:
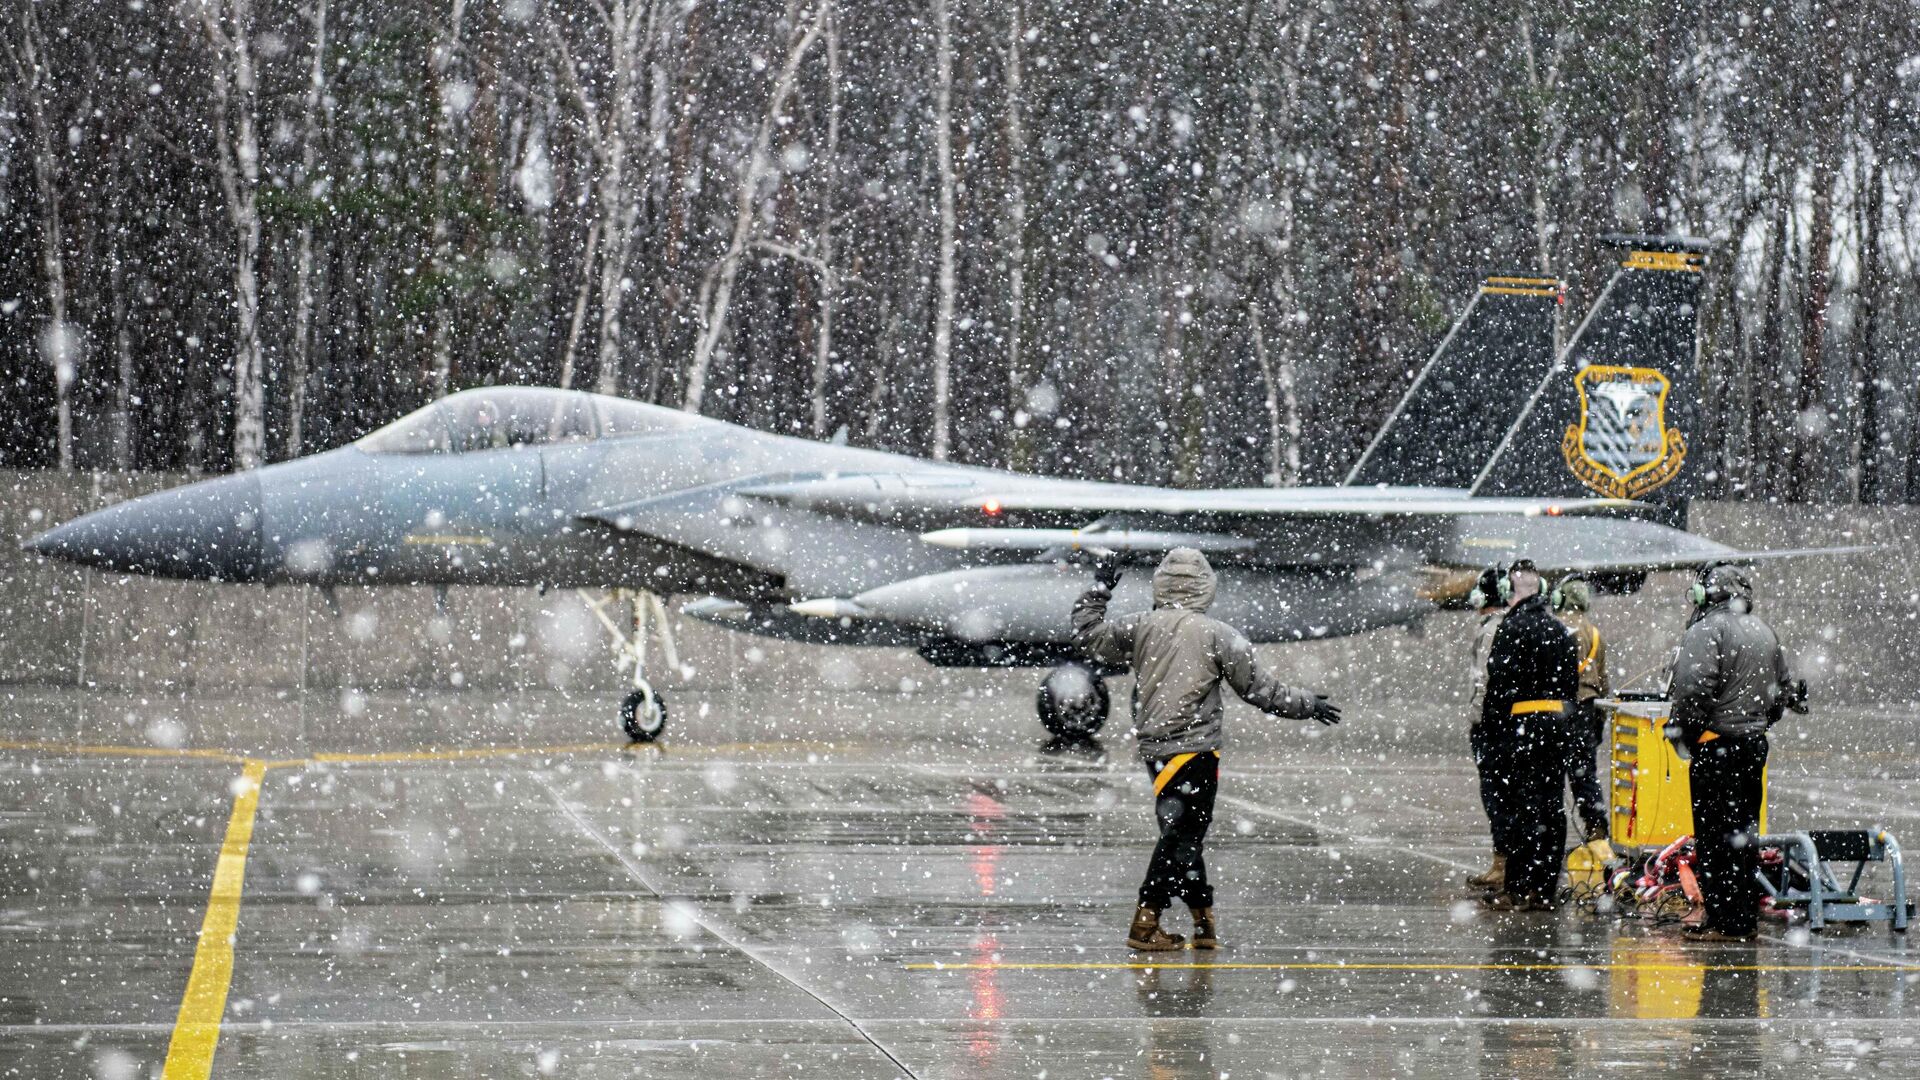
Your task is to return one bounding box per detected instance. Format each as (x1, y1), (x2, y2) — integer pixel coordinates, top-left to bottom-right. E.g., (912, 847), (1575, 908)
(1472, 235), (1709, 516)
(1345, 272), (1561, 489)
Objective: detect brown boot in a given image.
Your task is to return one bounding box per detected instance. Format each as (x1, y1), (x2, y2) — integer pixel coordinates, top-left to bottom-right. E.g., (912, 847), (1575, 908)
(1190, 907), (1219, 949)
(1126, 905), (1187, 951)
(1466, 853), (1507, 891)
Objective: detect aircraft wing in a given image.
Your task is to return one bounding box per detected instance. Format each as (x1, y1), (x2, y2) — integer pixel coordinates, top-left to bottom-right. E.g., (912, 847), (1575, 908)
(1536, 543), (1877, 576)
(732, 472), (1638, 521)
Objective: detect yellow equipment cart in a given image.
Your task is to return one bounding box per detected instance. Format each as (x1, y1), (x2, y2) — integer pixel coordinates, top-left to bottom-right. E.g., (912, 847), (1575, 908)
(1602, 696), (1766, 851)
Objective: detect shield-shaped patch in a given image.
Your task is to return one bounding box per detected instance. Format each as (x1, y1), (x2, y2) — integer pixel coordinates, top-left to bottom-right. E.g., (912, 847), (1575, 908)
(1559, 365), (1688, 499)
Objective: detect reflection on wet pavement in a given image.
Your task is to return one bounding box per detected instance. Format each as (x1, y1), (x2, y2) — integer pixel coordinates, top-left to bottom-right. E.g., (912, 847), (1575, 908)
(1, 687), (1915, 1078)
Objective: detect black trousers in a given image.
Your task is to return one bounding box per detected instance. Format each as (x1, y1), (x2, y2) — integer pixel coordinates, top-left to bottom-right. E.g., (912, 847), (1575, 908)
(1493, 716), (1567, 901)
(1689, 734), (1769, 935)
(1562, 701), (1608, 841)
(1470, 724), (1516, 856)
(1139, 751), (1219, 911)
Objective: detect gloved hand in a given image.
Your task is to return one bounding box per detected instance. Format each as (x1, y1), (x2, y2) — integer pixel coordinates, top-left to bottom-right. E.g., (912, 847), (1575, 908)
(1092, 556), (1123, 591)
(1308, 694), (1342, 726)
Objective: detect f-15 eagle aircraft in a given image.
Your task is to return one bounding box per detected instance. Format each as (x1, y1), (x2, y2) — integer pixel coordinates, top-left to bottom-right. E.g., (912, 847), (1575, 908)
(28, 235), (1821, 742)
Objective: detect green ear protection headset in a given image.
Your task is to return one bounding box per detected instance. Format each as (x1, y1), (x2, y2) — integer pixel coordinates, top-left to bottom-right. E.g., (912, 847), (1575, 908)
(1497, 558), (1537, 603)
(1468, 564), (1507, 610)
(1689, 562), (1732, 607)
(1550, 572), (1588, 611)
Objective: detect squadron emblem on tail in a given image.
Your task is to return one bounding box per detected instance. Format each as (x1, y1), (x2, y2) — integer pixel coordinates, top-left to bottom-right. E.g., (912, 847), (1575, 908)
(1560, 365), (1688, 500)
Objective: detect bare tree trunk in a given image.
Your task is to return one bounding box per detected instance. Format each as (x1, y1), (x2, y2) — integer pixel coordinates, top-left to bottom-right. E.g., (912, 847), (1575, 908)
(559, 221), (602, 390)
(1003, 0), (1030, 469)
(1788, 152), (1835, 501)
(111, 211), (133, 470)
(1855, 144), (1888, 501)
(1754, 165), (1790, 500)
(429, 0), (469, 399)
(289, 0), (328, 455)
(550, 0), (659, 397)
(198, 0), (267, 470)
(683, 1), (827, 413)
(5, 2), (73, 470)
(929, 0), (958, 459)
(1518, 10), (1565, 313)
(1249, 303), (1288, 487)
(808, 8), (842, 438)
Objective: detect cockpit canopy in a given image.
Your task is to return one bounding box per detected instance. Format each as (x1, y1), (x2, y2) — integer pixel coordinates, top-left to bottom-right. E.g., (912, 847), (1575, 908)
(356, 387), (698, 454)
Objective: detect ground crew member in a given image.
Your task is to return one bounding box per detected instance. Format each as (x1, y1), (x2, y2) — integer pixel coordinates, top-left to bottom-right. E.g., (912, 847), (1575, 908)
(1074, 547), (1341, 951)
(1466, 566), (1513, 891)
(1670, 564), (1789, 941)
(1552, 574), (1611, 844)
(1478, 559), (1580, 910)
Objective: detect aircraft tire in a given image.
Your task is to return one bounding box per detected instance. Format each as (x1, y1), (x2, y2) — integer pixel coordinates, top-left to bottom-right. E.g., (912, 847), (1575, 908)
(621, 683), (668, 743)
(1036, 662), (1109, 738)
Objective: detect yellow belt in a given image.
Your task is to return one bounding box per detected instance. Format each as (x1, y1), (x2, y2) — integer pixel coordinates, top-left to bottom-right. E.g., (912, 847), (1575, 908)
(1152, 750), (1218, 795)
(1511, 699), (1565, 716)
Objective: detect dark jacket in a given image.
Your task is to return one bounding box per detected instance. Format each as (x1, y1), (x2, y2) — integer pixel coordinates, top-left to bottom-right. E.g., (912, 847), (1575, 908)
(1669, 599), (1790, 741)
(1073, 547), (1318, 760)
(1481, 593), (1580, 728)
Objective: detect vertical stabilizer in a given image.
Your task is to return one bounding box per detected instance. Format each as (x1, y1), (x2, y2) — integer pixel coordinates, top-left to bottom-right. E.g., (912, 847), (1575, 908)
(1473, 235), (1708, 516)
(1346, 273), (1560, 488)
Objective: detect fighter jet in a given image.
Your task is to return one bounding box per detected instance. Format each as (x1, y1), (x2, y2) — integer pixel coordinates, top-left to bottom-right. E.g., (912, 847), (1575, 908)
(26, 236), (1823, 742)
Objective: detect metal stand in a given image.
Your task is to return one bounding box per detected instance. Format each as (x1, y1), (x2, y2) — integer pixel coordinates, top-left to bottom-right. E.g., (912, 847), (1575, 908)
(1756, 827), (1911, 932)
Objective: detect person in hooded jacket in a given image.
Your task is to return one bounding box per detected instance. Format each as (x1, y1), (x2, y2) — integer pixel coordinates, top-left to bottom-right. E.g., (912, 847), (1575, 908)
(1478, 559), (1580, 911)
(1669, 563), (1790, 941)
(1074, 547), (1341, 951)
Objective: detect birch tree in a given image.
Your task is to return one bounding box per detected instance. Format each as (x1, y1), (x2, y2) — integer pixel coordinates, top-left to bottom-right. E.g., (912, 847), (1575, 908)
(429, 0), (468, 399)
(192, 0), (267, 470)
(682, 1), (828, 414)
(928, 0), (958, 459)
(287, 0), (329, 454)
(807, 6), (842, 437)
(3, 0), (73, 470)
(549, 0), (659, 395)
(1002, 0), (1029, 469)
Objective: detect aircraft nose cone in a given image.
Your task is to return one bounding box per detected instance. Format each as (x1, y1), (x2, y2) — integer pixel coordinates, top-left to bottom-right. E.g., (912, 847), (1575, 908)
(25, 472), (266, 581)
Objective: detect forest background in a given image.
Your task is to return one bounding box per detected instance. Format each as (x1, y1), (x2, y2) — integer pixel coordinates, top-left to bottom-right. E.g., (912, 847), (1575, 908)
(3, 0), (1915, 505)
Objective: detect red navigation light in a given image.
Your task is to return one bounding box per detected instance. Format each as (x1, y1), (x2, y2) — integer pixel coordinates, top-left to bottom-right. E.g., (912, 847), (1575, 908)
(1546, 505), (1563, 516)
(982, 499), (1003, 517)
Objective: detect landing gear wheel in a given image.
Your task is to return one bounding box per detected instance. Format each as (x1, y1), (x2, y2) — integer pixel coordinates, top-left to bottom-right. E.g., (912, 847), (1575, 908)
(621, 682), (668, 743)
(1037, 662), (1109, 739)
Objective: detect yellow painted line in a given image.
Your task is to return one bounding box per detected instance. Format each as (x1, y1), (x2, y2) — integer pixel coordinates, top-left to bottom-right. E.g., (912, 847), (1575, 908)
(2, 739), (849, 769)
(0, 740), (246, 763)
(162, 759), (269, 1080)
(906, 961), (1910, 973)
(1480, 285), (1561, 296)
(309, 743), (630, 765)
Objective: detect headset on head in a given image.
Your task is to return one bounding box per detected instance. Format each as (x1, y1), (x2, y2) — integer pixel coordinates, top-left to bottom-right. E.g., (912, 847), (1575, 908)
(1689, 561), (1740, 608)
(1468, 560), (1537, 609)
(1468, 564), (1507, 610)
(1550, 572), (1588, 612)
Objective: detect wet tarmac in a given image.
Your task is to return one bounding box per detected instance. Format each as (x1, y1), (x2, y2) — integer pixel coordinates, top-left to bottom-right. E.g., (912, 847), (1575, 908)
(2, 684), (1916, 1078)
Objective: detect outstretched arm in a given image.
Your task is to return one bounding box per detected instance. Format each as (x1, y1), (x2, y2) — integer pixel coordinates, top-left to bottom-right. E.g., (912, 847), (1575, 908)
(1218, 628), (1339, 724)
(1071, 577), (1134, 666)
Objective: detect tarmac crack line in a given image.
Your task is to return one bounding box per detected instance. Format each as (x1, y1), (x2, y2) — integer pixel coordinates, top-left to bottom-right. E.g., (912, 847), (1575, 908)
(533, 770), (925, 1080)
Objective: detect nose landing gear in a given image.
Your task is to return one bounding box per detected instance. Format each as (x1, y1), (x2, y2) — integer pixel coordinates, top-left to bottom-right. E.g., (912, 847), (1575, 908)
(1037, 661), (1110, 740)
(621, 680), (669, 743)
(582, 588), (680, 743)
